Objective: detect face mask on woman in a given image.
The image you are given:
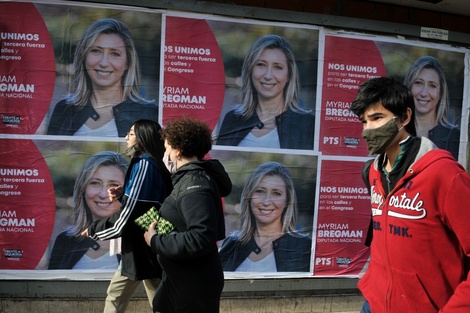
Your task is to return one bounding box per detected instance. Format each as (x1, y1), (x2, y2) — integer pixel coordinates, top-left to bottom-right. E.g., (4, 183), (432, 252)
(362, 117), (403, 155)
(125, 145), (140, 158)
(163, 151), (177, 174)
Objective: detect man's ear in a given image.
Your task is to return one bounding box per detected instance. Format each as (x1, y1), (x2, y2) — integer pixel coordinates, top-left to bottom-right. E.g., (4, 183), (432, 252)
(402, 107), (412, 126)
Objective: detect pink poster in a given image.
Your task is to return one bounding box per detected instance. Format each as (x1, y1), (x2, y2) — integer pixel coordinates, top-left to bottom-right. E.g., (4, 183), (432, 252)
(163, 17), (225, 130)
(0, 2), (55, 134)
(314, 159), (371, 275)
(319, 36), (387, 156)
(0, 139), (55, 269)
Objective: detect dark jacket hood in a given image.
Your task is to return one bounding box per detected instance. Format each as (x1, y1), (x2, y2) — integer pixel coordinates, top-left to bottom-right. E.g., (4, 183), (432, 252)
(173, 159), (232, 197)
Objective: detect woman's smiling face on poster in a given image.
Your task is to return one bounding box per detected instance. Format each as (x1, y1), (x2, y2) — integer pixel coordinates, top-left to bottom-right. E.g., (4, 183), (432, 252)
(251, 48), (289, 102)
(85, 33), (128, 91)
(250, 174), (287, 226)
(411, 67), (441, 117)
(85, 165), (125, 220)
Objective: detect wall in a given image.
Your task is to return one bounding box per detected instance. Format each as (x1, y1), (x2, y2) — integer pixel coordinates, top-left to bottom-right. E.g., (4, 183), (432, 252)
(81, 0), (470, 45)
(1, 277), (364, 313)
(1, 0), (469, 311)
(229, 0), (470, 34)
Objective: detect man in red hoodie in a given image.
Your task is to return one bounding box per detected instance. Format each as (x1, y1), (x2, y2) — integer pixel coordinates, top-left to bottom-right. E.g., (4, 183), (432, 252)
(350, 77), (470, 313)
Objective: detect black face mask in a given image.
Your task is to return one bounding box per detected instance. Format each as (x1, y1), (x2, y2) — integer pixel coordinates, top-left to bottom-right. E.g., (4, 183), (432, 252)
(361, 117), (400, 155)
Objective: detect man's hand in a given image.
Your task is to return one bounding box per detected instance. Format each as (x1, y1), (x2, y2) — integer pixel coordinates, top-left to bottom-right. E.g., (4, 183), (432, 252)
(144, 221), (158, 246)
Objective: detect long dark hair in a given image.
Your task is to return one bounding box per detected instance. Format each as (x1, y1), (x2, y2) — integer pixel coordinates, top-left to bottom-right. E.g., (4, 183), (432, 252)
(133, 119), (164, 160)
(132, 119), (172, 187)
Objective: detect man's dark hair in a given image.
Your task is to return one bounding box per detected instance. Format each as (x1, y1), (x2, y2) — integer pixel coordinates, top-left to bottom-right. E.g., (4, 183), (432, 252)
(350, 76), (416, 136)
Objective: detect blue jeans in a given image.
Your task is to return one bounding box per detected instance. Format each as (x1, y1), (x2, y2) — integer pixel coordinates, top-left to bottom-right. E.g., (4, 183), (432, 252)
(360, 301), (372, 313)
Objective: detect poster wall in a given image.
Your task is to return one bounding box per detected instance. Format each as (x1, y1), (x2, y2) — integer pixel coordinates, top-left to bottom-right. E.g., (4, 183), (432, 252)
(0, 1), (468, 279)
(320, 34), (467, 162)
(0, 1), (162, 273)
(314, 158), (370, 275)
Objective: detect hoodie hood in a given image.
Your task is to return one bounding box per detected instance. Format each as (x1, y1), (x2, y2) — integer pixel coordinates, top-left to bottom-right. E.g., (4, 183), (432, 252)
(372, 136), (441, 173)
(173, 159), (232, 197)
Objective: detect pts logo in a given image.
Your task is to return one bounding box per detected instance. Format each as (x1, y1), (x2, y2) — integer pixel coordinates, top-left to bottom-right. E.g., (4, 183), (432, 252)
(315, 257), (332, 266)
(315, 257), (351, 267)
(323, 137), (339, 145)
(323, 136), (360, 147)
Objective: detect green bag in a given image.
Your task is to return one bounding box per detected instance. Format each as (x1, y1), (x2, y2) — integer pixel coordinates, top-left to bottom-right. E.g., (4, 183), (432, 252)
(134, 206), (175, 235)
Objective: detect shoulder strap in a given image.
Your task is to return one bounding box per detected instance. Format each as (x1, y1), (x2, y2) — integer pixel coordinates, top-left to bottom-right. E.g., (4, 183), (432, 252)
(362, 158), (374, 247)
(362, 158), (374, 195)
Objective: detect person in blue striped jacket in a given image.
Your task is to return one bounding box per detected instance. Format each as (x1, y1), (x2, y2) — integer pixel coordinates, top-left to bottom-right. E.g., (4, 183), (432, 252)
(82, 119), (172, 313)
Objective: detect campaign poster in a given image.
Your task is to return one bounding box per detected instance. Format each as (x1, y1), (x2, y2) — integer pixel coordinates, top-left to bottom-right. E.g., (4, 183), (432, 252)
(0, 2), (55, 134)
(319, 36), (387, 156)
(34, 139), (126, 271)
(314, 158), (371, 275)
(318, 34), (468, 164)
(34, 3), (162, 136)
(0, 139), (55, 269)
(211, 149), (317, 275)
(1, 2), (468, 281)
(0, 1), (162, 273)
(163, 15), (320, 151)
(162, 16), (225, 131)
(375, 40), (466, 162)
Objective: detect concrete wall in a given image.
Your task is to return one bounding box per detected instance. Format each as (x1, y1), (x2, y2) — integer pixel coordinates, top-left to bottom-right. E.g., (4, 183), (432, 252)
(0, 296), (365, 313)
(228, 0), (470, 35)
(0, 277), (364, 313)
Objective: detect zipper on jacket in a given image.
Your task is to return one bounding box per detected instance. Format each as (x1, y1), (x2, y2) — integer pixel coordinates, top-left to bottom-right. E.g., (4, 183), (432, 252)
(385, 172), (391, 195)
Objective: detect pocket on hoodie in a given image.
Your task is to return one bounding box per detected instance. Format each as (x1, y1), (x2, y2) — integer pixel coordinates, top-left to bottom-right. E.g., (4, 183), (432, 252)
(392, 267), (438, 312)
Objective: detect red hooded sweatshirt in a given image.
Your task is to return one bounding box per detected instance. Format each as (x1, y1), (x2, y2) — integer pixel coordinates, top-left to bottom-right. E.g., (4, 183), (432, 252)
(359, 140), (470, 312)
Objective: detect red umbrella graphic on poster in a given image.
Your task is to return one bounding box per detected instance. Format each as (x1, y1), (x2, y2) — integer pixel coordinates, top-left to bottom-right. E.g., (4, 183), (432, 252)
(0, 2), (55, 134)
(162, 16), (225, 131)
(319, 36), (387, 156)
(0, 139), (55, 269)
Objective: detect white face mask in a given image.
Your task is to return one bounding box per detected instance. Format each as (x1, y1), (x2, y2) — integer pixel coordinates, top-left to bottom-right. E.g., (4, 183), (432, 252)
(163, 151), (176, 174)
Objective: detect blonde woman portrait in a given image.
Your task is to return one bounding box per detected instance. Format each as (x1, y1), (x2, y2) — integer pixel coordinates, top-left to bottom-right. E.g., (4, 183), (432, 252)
(216, 35), (314, 150)
(218, 161), (311, 272)
(47, 18), (158, 137)
(48, 151), (128, 269)
(403, 55), (460, 159)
